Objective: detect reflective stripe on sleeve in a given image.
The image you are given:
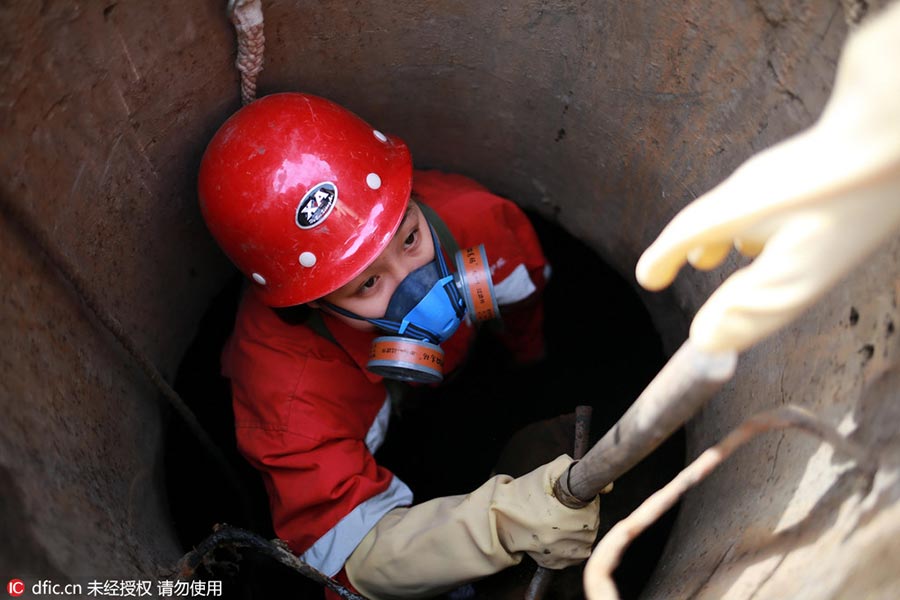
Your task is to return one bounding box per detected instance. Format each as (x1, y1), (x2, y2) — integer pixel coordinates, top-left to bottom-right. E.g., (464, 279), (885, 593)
(299, 475), (414, 576)
(364, 395), (391, 454)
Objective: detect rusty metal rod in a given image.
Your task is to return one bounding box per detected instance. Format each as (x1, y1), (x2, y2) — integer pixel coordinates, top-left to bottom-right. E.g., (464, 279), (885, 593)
(554, 340), (738, 508)
(583, 405), (878, 600)
(525, 405), (594, 600)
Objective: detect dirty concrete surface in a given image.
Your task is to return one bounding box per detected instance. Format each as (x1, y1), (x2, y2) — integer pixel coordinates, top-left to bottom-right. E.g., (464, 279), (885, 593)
(2, 1), (899, 598)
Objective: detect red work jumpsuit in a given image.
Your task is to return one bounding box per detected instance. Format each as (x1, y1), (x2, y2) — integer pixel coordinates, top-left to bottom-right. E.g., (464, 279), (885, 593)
(221, 170), (549, 591)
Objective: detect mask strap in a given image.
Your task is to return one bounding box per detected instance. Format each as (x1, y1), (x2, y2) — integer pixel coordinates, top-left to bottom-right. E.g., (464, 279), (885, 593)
(416, 201), (461, 258)
(319, 300), (439, 340)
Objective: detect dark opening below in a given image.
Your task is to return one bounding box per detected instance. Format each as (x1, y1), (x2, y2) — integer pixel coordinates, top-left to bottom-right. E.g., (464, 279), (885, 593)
(167, 209), (683, 599)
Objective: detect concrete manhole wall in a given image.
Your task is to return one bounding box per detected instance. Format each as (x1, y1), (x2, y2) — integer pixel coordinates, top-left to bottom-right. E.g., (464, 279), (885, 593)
(2, 1), (899, 598)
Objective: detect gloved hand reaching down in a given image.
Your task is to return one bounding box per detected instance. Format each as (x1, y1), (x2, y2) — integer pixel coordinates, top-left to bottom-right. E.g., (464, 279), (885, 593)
(345, 454), (600, 599)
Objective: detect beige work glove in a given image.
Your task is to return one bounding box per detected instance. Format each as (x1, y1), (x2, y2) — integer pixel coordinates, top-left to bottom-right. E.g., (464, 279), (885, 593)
(345, 454), (600, 599)
(636, 1), (900, 354)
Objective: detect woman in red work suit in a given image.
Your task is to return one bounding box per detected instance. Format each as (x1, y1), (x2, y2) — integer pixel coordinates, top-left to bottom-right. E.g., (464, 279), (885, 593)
(198, 93), (600, 599)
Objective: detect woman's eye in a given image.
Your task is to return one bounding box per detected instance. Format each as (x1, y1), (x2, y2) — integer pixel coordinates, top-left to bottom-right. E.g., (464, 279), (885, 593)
(359, 276), (378, 292)
(404, 228), (419, 248)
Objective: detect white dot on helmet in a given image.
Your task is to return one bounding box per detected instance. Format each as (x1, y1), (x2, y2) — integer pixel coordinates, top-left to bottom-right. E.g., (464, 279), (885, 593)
(373, 130), (388, 142)
(252, 273), (267, 285)
(366, 173), (382, 190)
(299, 251), (317, 267)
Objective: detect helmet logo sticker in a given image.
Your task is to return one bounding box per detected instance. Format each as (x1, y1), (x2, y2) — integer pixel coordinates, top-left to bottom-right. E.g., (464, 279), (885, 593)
(296, 182), (337, 229)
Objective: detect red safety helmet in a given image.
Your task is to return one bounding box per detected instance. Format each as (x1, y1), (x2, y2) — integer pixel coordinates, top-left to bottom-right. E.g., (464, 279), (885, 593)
(198, 93), (413, 307)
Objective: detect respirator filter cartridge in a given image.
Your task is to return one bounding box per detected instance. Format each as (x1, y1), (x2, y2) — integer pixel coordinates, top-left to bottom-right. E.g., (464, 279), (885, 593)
(366, 244), (499, 383)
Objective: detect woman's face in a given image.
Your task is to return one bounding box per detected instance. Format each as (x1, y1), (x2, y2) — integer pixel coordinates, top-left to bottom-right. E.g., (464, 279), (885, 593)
(316, 202), (435, 330)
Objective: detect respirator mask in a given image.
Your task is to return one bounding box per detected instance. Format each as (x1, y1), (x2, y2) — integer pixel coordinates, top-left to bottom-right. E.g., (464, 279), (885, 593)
(324, 222), (499, 383)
